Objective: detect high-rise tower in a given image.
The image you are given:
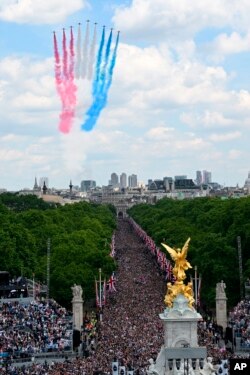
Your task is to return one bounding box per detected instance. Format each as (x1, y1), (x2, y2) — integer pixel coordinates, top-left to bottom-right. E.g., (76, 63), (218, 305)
(120, 173), (127, 189)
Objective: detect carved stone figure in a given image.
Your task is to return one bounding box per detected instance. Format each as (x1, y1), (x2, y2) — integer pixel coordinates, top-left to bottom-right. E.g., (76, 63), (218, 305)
(71, 284), (83, 299)
(147, 358), (159, 375)
(216, 280), (226, 296)
(174, 360), (195, 375)
(200, 357), (218, 375)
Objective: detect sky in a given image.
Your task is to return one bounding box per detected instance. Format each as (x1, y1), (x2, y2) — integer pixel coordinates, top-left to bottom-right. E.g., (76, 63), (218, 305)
(0, 0), (250, 190)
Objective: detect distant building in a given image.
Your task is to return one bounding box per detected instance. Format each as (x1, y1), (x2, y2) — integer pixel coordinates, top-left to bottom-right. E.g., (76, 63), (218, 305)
(39, 177), (49, 188)
(80, 180), (96, 192)
(128, 174), (137, 188)
(163, 177), (174, 191)
(175, 175), (187, 181)
(120, 173), (127, 189)
(202, 170), (212, 184)
(148, 179), (165, 191)
(244, 171), (250, 193)
(196, 171), (202, 185)
(110, 173), (119, 187)
(42, 181), (48, 195)
(174, 179), (197, 190)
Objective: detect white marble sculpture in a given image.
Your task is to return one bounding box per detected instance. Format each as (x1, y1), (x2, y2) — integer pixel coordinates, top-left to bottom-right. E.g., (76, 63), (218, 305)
(216, 281), (226, 298)
(147, 358), (159, 375)
(173, 360), (195, 375)
(71, 284), (83, 299)
(71, 284), (83, 332)
(200, 357), (218, 375)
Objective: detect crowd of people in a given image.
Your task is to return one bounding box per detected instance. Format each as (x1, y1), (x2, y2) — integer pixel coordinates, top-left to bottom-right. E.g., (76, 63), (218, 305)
(0, 299), (72, 361)
(0, 218), (249, 374)
(228, 299), (250, 348)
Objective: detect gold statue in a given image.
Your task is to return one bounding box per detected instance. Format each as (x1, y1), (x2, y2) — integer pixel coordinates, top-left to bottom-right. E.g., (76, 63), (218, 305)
(161, 237), (192, 281)
(161, 238), (194, 308)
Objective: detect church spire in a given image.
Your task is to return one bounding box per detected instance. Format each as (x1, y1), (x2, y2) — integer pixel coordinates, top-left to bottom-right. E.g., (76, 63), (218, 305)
(42, 181), (47, 195)
(69, 180), (73, 195)
(33, 177), (39, 190)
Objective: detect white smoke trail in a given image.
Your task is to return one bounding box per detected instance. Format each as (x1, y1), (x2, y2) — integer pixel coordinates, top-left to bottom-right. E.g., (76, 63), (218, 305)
(81, 21), (90, 78)
(75, 24), (81, 79)
(87, 23), (97, 80)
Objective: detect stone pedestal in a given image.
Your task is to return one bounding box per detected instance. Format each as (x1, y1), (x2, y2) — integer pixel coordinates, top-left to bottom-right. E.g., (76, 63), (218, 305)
(151, 294), (207, 375)
(216, 281), (227, 331)
(71, 284), (83, 332)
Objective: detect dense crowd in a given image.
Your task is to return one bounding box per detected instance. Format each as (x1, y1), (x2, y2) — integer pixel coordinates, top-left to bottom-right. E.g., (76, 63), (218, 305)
(0, 218), (249, 374)
(228, 299), (250, 348)
(0, 299), (72, 360)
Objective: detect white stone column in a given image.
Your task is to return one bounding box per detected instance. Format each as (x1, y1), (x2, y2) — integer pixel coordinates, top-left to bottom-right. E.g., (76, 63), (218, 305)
(71, 284), (83, 332)
(153, 294), (206, 375)
(216, 280), (227, 331)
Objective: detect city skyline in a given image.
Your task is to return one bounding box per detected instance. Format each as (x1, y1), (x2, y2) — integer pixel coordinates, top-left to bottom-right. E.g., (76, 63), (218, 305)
(6, 168), (250, 192)
(1, 1), (250, 190)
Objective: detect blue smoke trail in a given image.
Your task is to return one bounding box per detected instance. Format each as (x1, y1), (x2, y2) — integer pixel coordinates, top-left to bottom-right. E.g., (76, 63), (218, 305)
(81, 32), (119, 132)
(104, 32), (119, 93)
(98, 30), (113, 95)
(93, 27), (105, 98)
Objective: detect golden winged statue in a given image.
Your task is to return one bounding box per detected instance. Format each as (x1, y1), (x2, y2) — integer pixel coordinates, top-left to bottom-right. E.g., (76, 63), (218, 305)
(161, 237), (192, 281)
(161, 238), (194, 308)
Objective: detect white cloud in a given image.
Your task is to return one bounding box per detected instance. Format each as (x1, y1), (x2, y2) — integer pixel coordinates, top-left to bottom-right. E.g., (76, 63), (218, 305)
(228, 149), (243, 160)
(0, 149), (24, 161)
(209, 131), (241, 142)
(181, 111), (237, 129)
(146, 126), (174, 141)
(0, 0), (87, 24)
(113, 0), (250, 43)
(207, 32), (250, 61)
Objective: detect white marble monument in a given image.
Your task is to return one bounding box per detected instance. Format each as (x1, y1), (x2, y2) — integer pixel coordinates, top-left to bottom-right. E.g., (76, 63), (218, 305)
(215, 280), (227, 331)
(153, 294), (207, 375)
(147, 238), (213, 375)
(71, 284), (83, 332)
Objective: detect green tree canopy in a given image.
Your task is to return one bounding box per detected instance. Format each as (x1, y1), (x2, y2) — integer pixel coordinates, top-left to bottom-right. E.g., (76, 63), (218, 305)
(128, 197), (250, 308)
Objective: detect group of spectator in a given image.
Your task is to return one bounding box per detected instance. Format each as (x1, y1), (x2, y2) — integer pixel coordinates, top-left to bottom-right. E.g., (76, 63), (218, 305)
(0, 218), (249, 374)
(228, 299), (250, 349)
(0, 299), (72, 363)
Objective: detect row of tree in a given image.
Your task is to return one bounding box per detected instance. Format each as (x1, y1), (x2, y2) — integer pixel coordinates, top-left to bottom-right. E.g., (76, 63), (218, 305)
(0, 193), (116, 307)
(1, 193), (249, 309)
(128, 197), (250, 308)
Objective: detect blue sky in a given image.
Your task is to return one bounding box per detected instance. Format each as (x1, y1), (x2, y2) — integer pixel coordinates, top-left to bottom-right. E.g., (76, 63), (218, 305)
(0, 0), (250, 190)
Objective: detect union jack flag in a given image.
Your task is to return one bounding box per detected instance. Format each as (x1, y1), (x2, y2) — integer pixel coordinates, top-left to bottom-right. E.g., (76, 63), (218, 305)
(107, 272), (117, 292)
(165, 261), (173, 281)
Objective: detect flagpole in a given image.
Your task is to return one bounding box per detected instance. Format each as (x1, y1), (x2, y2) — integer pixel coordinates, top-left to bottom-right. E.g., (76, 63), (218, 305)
(194, 265), (198, 308)
(99, 268), (102, 321)
(33, 273), (35, 300)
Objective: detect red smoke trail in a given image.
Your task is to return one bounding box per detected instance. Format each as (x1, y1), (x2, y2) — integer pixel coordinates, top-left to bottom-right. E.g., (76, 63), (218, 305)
(53, 32), (67, 127)
(53, 29), (77, 134)
(64, 27), (77, 133)
(69, 27), (75, 80)
(62, 29), (68, 80)
(53, 33), (62, 85)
